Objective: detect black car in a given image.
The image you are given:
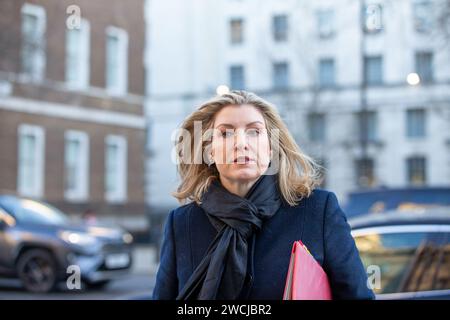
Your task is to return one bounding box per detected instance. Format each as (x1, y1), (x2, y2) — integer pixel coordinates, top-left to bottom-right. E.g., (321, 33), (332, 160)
(0, 195), (133, 293)
(350, 208), (450, 299)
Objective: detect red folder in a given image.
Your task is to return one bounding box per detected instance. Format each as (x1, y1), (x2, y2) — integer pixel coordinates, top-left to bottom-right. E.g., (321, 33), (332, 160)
(283, 240), (332, 300)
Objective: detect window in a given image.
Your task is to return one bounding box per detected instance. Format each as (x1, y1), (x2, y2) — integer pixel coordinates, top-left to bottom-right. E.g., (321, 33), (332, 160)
(406, 109), (426, 138)
(64, 131), (89, 202)
(229, 65), (245, 90)
(355, 158), (375, 187)
(316, 9), (335, 39)
(364, 56), (383, 85)
(230, 18), (244, 44)
(21, 3), (46, 80)
(358, 111), (378, 142)
(415, 51), (433, 83)
(363, 3), (383, 33)
(407, 156), (427, 186)
(66, 19), (90, 89)
(17, 124), (45, 198)
(354, 231), (450, 294)
(318, 58), (336, 87)
(413, 0), (433, 33)
(307, 113), (326, 142)
(272, 62), (289, 90)
(273, 14), (288, 42)
(106, 26), (128, 95)
(105, 135), (127, 203)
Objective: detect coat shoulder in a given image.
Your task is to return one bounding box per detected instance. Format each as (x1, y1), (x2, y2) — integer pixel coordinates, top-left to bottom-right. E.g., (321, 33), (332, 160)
(295, 188), (337, 210)
(170, 202), (205, 224)
(309, 188), (334, 202)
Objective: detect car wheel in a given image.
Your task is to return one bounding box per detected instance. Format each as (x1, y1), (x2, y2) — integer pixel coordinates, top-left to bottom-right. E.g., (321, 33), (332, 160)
(17, 249), (57, 293)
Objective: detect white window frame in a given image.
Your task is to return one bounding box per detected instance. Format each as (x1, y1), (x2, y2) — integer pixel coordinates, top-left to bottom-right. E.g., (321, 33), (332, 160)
(65, 18), (90, 89)
(229, 18), (244, 45)
(272, 14), (288, 42)
(316, 9), (336, 39)
(413, 0), (433, 33)
(105, 135), (127, 203)
(318, 58), (336, 87)
(17, 124), (45, 198)
(21, 3), (46, 81)
(105, 26), (129, 96)
(64, 130), (89, 202)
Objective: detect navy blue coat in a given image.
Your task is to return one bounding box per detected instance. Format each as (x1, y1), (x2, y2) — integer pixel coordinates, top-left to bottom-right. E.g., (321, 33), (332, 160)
(152, 189), (375, 300)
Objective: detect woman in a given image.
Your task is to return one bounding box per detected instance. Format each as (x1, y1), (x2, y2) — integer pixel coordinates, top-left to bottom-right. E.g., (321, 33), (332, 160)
(153, 91), (374, 300)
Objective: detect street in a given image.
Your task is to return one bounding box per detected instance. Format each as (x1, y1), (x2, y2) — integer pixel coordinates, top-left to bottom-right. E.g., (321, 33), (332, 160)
(0, 245), (158, 300)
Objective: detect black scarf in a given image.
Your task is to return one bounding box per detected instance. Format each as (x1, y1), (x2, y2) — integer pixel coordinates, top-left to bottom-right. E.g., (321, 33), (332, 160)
(176, 173), (282, 300)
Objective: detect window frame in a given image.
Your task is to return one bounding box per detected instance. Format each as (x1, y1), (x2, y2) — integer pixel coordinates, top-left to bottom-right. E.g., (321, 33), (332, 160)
(229, 18), (244, 45)
(65, 18), (91, 89)
(20, 3), (46, 81)
(17, 124), (45, 198)
(105, 26), (129, 96)
(272, 61), (290, 90)
(406, 156), (427, 186)
(406, 108), (426, 139)
(64, 130), (89, 202)
(105, 135), (128, 203)
(272, 14), (288, 42)
(316, 9), (336, 39)
(318, 58), (336, 88)
(364, 55), (384, 86)
(229, 64), (245, 90)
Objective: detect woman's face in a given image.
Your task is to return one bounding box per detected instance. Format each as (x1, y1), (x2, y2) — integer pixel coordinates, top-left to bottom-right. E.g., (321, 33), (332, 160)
(210, 104), (272, 183)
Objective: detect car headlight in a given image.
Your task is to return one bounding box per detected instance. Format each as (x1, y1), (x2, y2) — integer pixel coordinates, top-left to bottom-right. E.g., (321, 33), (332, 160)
(59, 231), (99, 247)
(122, 233), (133, 244)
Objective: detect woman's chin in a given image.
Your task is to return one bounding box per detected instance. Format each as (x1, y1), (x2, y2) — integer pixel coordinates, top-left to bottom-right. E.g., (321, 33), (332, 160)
(229, 166), (262, 181)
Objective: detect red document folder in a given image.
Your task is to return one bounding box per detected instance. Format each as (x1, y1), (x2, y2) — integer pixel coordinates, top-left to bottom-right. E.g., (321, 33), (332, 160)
(283, 240), (332, 300)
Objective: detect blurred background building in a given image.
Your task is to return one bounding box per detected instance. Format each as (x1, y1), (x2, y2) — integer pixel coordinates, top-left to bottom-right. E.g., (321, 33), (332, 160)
(0, 0), (148, 236)
(0, 0), (449, 239)
(145, 0), (450, 221)
(0, 0), (449, 298)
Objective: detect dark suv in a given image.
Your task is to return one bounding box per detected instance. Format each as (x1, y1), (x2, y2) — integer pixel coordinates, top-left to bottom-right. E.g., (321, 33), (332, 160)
(350, 208), (450, 299)
(0, 195), (133, 293)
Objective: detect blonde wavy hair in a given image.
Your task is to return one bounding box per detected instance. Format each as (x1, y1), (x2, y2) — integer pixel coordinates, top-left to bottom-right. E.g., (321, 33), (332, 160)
(172, 90), (322, 206)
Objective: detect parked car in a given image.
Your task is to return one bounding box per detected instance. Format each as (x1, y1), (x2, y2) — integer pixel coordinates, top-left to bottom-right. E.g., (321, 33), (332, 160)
(0, 195), (134, 293)
(350, 207), (450, 299)
(344, 187), (450, 217)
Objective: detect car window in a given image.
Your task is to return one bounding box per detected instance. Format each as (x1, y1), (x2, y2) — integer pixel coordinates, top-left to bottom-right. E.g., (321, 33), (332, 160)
(427, 233), (450, 291)
(0, 197), (68, 226)
(354, 231), (447, 294)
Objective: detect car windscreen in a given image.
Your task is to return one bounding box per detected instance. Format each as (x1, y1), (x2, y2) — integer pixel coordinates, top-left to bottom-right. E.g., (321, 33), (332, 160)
(0, 197), (69, 226)
(344, 188), (450, 217)
(354, 231), (450, 295)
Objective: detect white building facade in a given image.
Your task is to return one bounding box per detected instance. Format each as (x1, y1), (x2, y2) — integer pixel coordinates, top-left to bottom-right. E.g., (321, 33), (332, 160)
(144, 0), (450, 215)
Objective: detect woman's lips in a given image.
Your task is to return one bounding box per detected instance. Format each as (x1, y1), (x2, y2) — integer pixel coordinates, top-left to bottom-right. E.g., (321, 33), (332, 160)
(233, 156), (255, 164)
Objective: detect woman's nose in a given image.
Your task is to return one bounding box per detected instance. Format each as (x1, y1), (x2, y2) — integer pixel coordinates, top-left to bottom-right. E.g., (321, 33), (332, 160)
(235, 130), (248, 150)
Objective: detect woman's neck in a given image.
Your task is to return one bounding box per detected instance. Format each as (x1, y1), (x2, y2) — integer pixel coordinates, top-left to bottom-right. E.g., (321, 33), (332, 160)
(219, 176), (258, 198)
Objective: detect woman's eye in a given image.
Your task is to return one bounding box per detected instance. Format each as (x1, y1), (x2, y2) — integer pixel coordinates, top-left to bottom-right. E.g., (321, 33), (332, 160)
(246, 129), (260, 137)
(221, 131), (234, 138)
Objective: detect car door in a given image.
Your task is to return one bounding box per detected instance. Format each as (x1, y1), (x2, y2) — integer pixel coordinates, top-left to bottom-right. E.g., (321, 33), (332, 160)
(352, 224), (450, 299)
